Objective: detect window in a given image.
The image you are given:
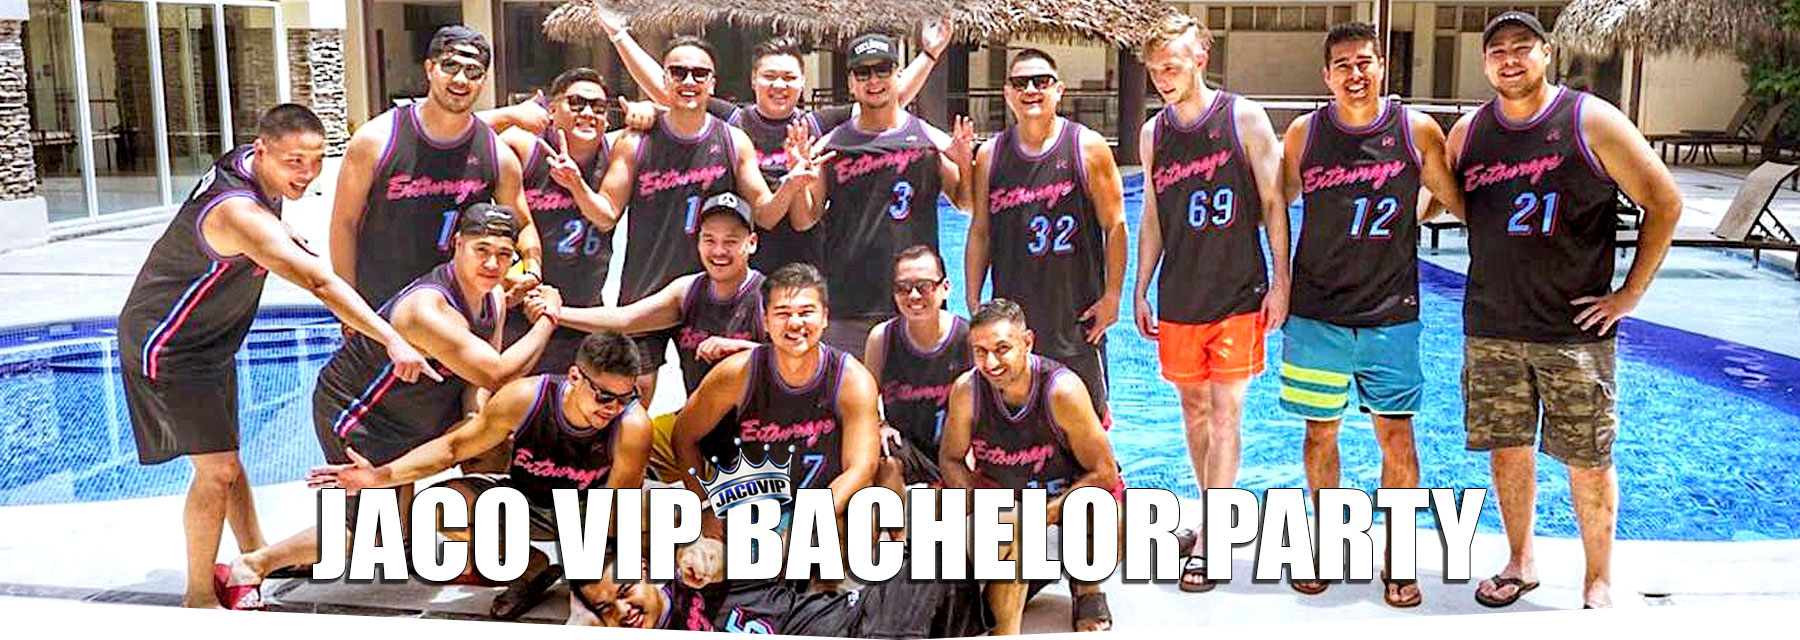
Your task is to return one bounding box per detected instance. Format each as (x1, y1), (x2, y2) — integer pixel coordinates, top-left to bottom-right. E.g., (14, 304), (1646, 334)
(24, 0), (87, 222)
(1223, 4), (1355, 32)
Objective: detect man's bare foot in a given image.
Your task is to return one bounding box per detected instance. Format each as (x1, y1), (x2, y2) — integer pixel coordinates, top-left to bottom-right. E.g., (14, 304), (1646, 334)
(1582, 579), (1613, 609)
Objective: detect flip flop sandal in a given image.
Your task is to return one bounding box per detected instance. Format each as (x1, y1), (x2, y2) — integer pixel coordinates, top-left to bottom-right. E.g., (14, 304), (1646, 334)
(1381, 571), (1422, 608)
(212, 563), (266, 611)
(1180, 556), (1216, 593)
(1071, 592), (1112, 632)
(1473, 575), (1540, 608)
(491, 564), (565, 620)
(264, 565), (313, 581)
(1291, 577), (1329, 596)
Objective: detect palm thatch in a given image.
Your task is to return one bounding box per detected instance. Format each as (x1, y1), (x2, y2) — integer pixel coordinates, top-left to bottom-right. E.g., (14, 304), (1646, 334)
(544, 0), (1178, 48)
(1555, 0), (1800, 56)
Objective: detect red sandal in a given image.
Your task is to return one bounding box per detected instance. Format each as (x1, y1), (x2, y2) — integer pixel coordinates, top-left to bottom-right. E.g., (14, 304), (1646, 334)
(212, 563), (266, 610)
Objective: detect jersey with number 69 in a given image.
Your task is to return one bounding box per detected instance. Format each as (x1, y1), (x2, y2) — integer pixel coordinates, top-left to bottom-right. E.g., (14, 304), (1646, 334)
(821, 114), (944, 320)
(524, 129), (612, 307)
(1149, 93), (1266, 325)
(358, 103), (501, 307)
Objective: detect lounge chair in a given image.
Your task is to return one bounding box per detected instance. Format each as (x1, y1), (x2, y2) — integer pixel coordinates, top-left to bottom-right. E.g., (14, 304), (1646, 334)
(1660, 100), (1793, 166)
(1618, 162), (1800, 278)
(1648, 99), (1756, 158)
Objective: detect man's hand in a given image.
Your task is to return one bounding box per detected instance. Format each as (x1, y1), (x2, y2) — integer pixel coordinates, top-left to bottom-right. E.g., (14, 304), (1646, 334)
(678, 538), (726, 589)
(620, 97), (666, 132)
(1134, 295), (1159, 339)
(781, 127), (837, 189)
(526, 285), (563, 325)
(306, 448), (384, 496)
(695, 336), (753, 363)
(538, 130), (586, 193)
(1079, 294), (1120, 344)
(504, 272), (541, 308)
(880, 424), (904, 457)
(1571, 289), (1642, 336)
(595, 8), (626, 37)
(1259, 283), (1289, 333)
(384, 340), (443, 384)
(946, 115), (976, 167)
(507, 90), (550, 135)
(921, 17), (952, 58)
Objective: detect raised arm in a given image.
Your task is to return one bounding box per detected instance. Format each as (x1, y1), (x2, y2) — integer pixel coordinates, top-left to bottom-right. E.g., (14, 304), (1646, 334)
(328, 117), (392, 291)
(671, 352), (753, 540)
(594, 13), (673, 105)
(1079, 128), (1127, 344)
(1237, 99), (1290, 332)
(964, 139), (997, 312)
(937, 372), (978, 490)
(477, 90), (549, 136)
(1132, 120), (1164, 340)
(1572, 95), (1683, 336)
(1043, 374), (1122, 524)
(735, 127), (824, 228)
(829, 360), (883, 514)
(393, 288), (558, 390)
(591, 132), (643, 232)
(1410, 110), (1464, 221)
(892, 18), (953, 109)
(557, 274), (691, 334)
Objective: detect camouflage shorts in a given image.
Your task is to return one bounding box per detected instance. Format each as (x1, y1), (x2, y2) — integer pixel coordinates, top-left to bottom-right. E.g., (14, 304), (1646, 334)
(1461, 336), (1617, 467)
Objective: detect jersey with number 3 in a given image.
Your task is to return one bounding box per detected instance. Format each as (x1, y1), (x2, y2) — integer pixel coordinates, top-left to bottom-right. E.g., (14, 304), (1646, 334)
(1458, 87), (1616, 343)
(524, 129), (612, 307)
(359, 104), (500, 308)
(736, 345), (848, 491)
(1149, 93), (1267, 325)
(986, 118), (1104, 357)
(621, 115), (737, 306)
(821, 114), (944, 320)
(1294, 100), (1422, 327)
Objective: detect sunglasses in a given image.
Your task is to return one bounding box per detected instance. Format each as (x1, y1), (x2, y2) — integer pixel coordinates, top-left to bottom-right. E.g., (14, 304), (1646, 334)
(563, 94), (605, 114)
(435, 57), (488, 82)
(893, 278), (943, 296)
(666, 65), (715, 83)
(851, 62), (896, 81)
(1006, 74), (1058, 91)
(581, 374), (640, 408)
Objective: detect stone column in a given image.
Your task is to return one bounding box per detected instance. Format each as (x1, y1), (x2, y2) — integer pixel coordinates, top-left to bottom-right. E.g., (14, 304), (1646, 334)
(289, 28), (349, 156)
(0, 8), (48, 251)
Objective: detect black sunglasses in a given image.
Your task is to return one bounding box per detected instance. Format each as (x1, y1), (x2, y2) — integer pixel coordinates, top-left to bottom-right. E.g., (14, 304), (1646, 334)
(893, 278), (943, 296)
(580, 373), (640, 408)
(435, 57), (488, 82)
(563, 94), (605, 114)
(851, 62), (896, 81)
(1006, 74), (1058, 91)
(667, 65), (715, 82)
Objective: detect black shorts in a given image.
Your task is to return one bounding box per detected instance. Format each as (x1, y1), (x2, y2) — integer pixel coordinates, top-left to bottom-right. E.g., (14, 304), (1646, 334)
(438, 474), (564, 540)
(823, 316), (886, 360)
(850, 569), (994, 638)
(630, 328), (675, 375)
(310, 385), (440, 468)
(125, 365), (240, 465)
(885, 431), (945, 487)
(1049, 343), (1110, 422)
(503, 308), (589, 376)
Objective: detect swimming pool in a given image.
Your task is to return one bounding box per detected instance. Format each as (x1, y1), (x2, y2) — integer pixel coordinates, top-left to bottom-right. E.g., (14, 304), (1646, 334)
(2, 174), (1797, 541)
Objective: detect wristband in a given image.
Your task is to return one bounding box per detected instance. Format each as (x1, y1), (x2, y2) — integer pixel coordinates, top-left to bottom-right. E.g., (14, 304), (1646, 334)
(924, 49), (939, 62)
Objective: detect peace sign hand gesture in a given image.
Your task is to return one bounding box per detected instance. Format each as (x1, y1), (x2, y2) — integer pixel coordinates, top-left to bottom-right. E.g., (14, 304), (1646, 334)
(537, 129), (587, 192)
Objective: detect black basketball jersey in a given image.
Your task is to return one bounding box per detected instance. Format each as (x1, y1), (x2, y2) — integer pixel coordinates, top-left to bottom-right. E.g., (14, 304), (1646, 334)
(316, 262), (496, 465)
(358, 104), (501, 307)
(119, 146), (281, 380)
(730, 105), (826, 273)
(1458, 87), (1618, 343)
(659, 579), (853, 635)
(508, 375), (620, 504)
(1149, 94), (1268, 324)
(1293, 100), (1424, 327)
(969, 355), (1085, 496)
(677, 272), (768, 392)
(875, 315), (971, 463)
(620, 114), (738, 305)
(736, 345), (849, 492)
(524, 128), (612, 307)
(821, 114), (944, 320)
(986, 118), (1106, 357)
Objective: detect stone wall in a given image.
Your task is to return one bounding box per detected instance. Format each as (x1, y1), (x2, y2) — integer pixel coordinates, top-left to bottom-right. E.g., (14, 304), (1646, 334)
(288, 28), (348, 156)
(0, 20), (35, 200)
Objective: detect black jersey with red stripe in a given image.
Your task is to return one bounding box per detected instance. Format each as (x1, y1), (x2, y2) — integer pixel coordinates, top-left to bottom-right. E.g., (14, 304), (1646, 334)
(1148, 94), (1267, 324)
(358, 104), (501, 307)
(620, 114), (738, 306)
(1458, 87), (1619, 343)
(676, 272), (767, 392)
(524, 128), (612, 307)
(1293, 100), (1423, 327)
(315, 262), (496, 465)
(508, 375), (620, 504)
(119, 146), (281, 380)
(985, 118), (1105, 357)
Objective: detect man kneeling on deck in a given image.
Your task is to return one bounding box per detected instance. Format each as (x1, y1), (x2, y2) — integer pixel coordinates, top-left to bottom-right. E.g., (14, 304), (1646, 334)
(306, 330), (653, 619)
(939, 299), (1123, 634)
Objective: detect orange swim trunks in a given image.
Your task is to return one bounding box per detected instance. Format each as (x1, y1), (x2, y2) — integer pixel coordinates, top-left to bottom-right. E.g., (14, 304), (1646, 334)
(1156, 312), (1266, 384)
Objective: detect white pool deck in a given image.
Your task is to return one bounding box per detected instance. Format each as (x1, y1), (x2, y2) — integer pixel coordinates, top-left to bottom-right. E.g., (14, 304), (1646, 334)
(2, 163), (1799, 628)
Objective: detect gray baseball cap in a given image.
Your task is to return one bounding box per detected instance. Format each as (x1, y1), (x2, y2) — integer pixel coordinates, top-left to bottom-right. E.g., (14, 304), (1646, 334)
(699, 192), (753, 230)
(1482, 11), (1549, 47)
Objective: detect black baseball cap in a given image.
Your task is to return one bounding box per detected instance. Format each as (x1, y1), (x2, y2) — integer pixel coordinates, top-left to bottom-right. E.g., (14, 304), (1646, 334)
(847, 34), (899, 68)
(457, 203), (519, 240)
(699, 192), (754, 230)
(1482, 11), (1549, 47)
(427, 25), (493, 66)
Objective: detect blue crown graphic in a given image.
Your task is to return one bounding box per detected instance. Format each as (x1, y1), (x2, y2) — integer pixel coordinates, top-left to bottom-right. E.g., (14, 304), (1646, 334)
(688, 440), (796, 515)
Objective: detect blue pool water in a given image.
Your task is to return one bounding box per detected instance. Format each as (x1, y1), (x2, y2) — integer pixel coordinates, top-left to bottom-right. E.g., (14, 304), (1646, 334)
(2, 174), (1798, 542)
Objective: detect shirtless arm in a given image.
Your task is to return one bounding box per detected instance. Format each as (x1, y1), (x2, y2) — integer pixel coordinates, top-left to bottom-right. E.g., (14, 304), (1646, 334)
(1572, 96), (1683, 336)
(1079, 128), (1127, 344)
(671, 352), (754, 540)
(1237, 99), (1290, 332)
(315, 377), (539, 490)
(963, 140), (996, 312)
(393, 288), (558, 390)
(1132, 121), (1164, 339)
(829, 360), (882, 514)
(1043, 375), (1122, 524)
(557, 274), (690, 334)
(937, 372), (978, 490)
(328, 116), (393, 290)
(1411, 110), (1465, 221)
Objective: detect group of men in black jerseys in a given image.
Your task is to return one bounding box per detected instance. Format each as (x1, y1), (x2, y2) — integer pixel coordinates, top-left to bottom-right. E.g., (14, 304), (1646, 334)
(119, 6), (1680, 633)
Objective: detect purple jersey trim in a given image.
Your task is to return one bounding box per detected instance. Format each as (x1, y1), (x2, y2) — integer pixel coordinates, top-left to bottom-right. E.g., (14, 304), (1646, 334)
(409, 103), (481, 150)
(192, 190), (262, 262)
(1572, 93), (1614, 183)
(1492, 85), (1568, 132)
(1399, 105), (1425, 168)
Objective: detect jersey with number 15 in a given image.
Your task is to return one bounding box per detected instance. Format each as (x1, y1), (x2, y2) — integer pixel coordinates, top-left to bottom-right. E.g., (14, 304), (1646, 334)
(1149, 93), (1267, 325)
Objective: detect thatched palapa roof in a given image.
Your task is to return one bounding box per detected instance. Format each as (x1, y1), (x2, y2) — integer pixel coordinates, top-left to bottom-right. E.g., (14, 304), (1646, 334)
(1555, 0), (1800, 56)
(544, 0), (1179, 49)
